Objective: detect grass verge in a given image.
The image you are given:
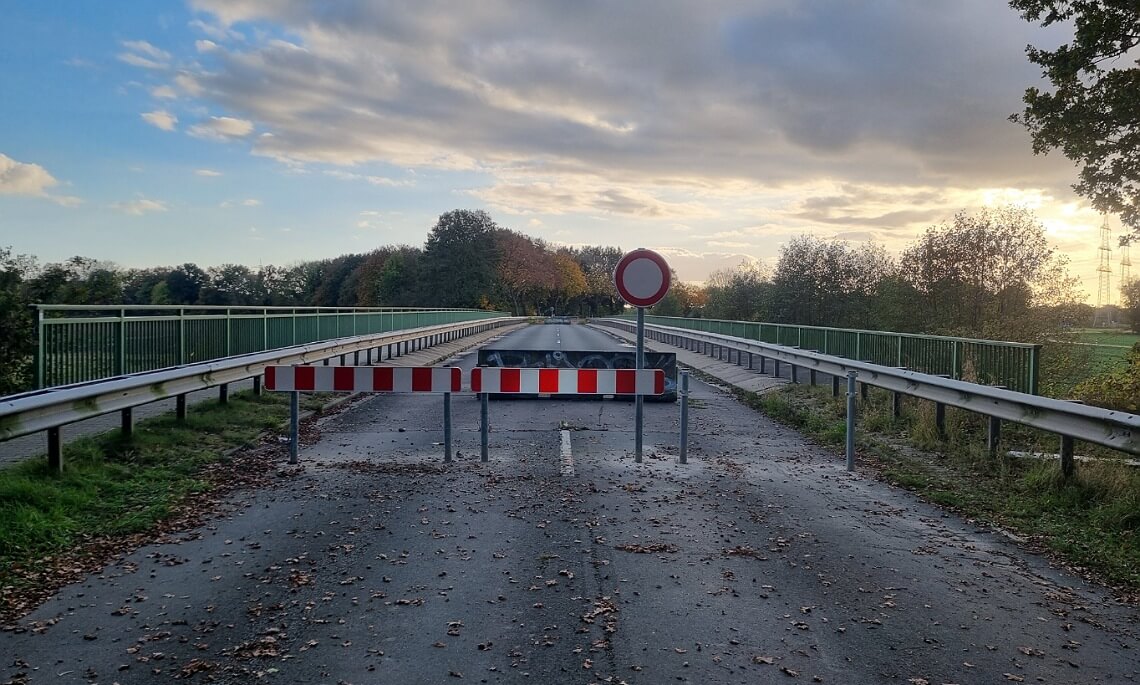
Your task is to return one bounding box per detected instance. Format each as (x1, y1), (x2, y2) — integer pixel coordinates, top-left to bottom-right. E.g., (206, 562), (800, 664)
(0, 390), (329, 623)
(735, 383), (1140, 596)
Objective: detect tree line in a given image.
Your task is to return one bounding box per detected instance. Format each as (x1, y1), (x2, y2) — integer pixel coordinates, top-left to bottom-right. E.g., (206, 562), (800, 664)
(2, 206), (1138, 398)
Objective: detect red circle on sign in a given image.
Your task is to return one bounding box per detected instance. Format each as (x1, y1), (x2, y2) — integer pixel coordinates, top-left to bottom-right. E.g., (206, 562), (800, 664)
(614, 248), (671, 308)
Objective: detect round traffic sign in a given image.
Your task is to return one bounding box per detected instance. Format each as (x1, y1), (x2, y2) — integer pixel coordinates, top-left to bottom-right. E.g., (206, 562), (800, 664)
(614, 248), (671, 308)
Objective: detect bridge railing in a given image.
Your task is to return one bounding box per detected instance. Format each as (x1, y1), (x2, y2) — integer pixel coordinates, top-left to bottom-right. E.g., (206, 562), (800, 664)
(34, 305), (507, 389)
(622, 314), (1041, 395)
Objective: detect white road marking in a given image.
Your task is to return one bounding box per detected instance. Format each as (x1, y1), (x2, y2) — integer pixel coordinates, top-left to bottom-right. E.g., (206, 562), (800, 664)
(560, 429), (575, 477)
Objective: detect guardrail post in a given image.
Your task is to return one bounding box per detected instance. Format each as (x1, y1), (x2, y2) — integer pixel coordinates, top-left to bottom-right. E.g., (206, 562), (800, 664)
(892, 391), (902, 418)
(219, 383), (229, 404)
(176, 394), (187, 420)
(987, 416), (1001, 457)
(443, 391), (453, 463)
(860, 379), (869, 401)
(253, 375), (263, 396)
(832, 375), (840, 397)
(935, 402), (946, 439)
(1060, 435), (1075, 478)
(480, 393), (489, 462)
(790, 364), (798, 384)
(679, 371), (689, 464)
(289, 391), (299, 464)
(121, 407), (133, 438)
(809, 369), (817, 386)
(747, 352), (753, 370)
(845, 371), (856, 471)
(48, 427), (62, 472)
(773, 359), (781, 377)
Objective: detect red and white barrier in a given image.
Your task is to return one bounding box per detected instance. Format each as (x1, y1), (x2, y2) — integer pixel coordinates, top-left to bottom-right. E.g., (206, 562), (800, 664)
(471, 367), (664, 395)
(266, 365), (461, 393)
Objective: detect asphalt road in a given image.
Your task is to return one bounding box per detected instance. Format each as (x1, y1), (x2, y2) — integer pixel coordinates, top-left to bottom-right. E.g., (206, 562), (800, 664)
(482, 322), (629, 352)
(3, 323), (1138, 684)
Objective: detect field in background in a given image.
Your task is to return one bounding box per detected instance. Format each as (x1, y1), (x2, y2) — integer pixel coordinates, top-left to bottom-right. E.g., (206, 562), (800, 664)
(1074, 328), (1140, 374)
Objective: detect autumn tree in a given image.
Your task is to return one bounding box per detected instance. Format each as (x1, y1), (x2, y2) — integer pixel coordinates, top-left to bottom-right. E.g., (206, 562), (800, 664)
(1010, 0), (1140, 237)
(899, 206), (1081, 340)
(549, 251), (587, 313)
(164, 263), (209, 304)
(1123, 279), (1140, 333)
(419, 210), (500, 308)
(650, 270), (704, 317)
(200, 264), (258, 306)
(0, 247), (35, 394)
(703, 261), (772, 321)
(493, 230), (555, 314)
(770, 237), (893, 328)
(564, 245), (623, 316)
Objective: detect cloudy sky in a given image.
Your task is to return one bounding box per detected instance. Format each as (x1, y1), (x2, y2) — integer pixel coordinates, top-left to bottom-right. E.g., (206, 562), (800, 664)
(0, 1), (1125, 301)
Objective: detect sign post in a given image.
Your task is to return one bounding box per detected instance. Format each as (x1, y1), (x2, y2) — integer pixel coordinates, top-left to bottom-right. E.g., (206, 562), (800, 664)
(613, 248), (672, 462)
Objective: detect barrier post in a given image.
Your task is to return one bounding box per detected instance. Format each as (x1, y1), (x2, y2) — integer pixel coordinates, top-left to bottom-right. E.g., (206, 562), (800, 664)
(679, 371), (689, 464)
(635, 307), (645, 463)
(444, 391), (453, 463)
(480, 393), (489, 462)
(846, 371), (857, 471)
(289, 391), (299, 464)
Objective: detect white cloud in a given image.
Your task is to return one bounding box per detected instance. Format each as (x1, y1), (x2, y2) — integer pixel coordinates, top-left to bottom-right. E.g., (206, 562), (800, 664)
(188, 116), (254, 140)
(188, 18), (244, 42)
(0, 153), (82, 206)
(194, 168), (222, 177)
(196, 39), (219, 53)
(322, 169), (411, 187)
(111, 198), (168, 215)
(219, 198), (261, 208)
(174, 72), (204, 96)
(0, 153), (59, 196)
(151, 85), (178, 99)
(141, 110), (178, 131)
(122, 40), (170, 61)
(118, 40), (172, 70)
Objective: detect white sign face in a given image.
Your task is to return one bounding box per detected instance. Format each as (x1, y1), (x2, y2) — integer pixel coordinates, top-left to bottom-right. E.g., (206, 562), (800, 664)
(614, 248), (671, 308)
(622, 258), (666, 300)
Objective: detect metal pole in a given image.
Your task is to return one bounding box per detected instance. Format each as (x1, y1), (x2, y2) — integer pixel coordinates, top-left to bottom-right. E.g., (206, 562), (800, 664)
(443, 392), (453, 463)
(635, 307), (645, 463)
(845, 371), (857, 471)
(289, 391), (299, 464)
(679, 371), (689, 464)
(35, 306), (44, 389)
(480, 393), (489, 462)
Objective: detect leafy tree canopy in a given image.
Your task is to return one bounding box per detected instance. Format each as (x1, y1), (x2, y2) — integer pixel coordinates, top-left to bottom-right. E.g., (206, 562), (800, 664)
(1010, 0), (1140, 238)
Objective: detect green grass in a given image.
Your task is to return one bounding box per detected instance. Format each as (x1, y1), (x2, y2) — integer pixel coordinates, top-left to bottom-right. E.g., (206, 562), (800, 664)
(740, 383), (1140, 592)
(0, 389), (330, 607)
(1074, 327), (1140, 348)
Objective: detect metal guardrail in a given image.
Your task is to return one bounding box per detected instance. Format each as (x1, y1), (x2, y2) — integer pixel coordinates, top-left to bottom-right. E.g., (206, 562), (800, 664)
(4, 317), (521, 469)
(597, 319), (1139, 458)
(34, 305), (508, 389)
(621, 314), (1042, 395)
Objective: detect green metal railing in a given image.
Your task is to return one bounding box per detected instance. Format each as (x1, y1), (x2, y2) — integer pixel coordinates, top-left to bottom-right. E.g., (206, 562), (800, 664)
(35, 305), (507, 388)
(624, 315), (1042, 395)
